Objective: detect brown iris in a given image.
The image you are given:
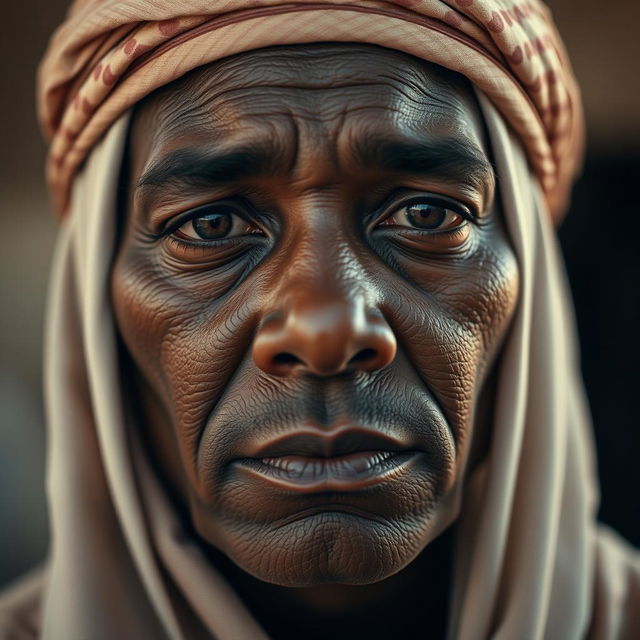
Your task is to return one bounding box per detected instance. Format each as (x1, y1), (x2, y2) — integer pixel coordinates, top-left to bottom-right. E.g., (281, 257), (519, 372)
(190, 212), (232, 239)
(405, 203), (450, 229)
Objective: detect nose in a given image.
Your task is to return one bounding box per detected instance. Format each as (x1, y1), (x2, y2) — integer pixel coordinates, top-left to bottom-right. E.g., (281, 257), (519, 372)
(253, 292), (397, 377)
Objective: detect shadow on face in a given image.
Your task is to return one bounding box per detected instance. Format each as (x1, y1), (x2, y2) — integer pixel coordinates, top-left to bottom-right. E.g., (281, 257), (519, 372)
(111, 43), (519, 588)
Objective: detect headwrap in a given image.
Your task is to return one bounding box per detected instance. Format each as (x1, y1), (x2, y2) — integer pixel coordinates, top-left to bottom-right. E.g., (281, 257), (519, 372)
(2, 1), (637, 638)
(38, 0), (583, 221)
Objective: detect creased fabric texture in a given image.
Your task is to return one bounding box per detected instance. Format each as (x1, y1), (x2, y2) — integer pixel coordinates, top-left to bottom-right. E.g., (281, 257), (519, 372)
(38, 0), (583, 221)
(1, 100), (635, 639)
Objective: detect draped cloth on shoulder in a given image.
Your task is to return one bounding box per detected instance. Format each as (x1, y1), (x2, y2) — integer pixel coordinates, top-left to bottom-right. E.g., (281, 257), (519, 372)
(37, 0), (582, 221)
(3, 0), (636, 638)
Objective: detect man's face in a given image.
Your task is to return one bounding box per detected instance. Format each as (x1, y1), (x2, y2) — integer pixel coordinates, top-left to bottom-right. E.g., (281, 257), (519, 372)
(112, 44), (519, 587)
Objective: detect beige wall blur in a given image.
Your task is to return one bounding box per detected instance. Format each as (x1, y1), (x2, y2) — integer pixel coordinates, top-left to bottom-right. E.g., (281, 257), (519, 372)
(1, 1), (639, 586)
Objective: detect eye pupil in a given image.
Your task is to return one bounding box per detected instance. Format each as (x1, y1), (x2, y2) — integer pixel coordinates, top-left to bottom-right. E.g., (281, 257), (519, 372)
(406, 203), (447, 229)
(192, 212), (232, 239)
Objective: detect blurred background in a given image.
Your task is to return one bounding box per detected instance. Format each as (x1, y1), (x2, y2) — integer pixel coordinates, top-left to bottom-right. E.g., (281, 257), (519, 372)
(1, 1), (639, 587)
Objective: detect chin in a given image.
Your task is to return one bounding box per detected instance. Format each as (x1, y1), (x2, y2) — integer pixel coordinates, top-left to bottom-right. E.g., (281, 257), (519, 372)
(228, 512), (427, 586)
(190, 488), (461, 587)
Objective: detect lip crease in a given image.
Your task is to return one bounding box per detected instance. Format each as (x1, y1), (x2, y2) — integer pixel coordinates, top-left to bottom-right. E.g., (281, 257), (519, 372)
(245, 425), (411, 459)
(235, 425), (419, 492)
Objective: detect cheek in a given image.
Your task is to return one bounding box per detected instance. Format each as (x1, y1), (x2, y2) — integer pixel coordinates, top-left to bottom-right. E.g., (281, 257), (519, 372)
(111, 242), (260, 490)
(383, 228), (519, 453)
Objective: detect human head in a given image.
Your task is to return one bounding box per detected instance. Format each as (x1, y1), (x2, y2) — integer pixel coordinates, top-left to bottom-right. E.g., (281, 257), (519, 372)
(112, 43), (519, 586)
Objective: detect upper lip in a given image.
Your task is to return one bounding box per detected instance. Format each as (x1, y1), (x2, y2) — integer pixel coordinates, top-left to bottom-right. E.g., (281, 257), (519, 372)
(244, 425), (412, 460)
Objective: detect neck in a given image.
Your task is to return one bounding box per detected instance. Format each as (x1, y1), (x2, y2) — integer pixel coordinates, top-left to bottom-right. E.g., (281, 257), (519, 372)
(202, 525), (455, 640)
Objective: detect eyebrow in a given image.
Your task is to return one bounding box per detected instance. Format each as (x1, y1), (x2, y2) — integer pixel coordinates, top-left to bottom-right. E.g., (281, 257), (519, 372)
(353, 136), (495, 197)
(137, 144), (277, 190)
(136, 134), (494, 202)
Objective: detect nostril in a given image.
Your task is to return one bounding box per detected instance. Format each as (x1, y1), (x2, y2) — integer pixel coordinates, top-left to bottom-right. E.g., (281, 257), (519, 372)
(273, 352), (303, 366)
(349, 348), (377, 364)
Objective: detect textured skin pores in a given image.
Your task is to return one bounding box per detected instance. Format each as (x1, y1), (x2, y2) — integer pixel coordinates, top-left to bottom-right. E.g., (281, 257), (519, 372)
(111, 45), (519, 588)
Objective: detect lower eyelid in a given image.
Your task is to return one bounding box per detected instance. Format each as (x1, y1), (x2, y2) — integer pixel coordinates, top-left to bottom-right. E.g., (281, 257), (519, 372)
(397, 223), (468, 236)
(163, 235), (263, 263)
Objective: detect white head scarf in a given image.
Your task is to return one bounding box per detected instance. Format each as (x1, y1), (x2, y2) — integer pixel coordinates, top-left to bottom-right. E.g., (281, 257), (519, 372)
(17, 96), (634, 639)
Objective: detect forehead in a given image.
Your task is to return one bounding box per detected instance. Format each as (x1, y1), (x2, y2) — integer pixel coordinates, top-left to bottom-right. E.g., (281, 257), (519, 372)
(130, 44), (488, 170)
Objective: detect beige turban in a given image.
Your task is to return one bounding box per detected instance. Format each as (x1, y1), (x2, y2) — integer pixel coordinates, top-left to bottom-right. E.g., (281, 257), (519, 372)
(38, 0), (583, 220)
(1, 1), (638, 639)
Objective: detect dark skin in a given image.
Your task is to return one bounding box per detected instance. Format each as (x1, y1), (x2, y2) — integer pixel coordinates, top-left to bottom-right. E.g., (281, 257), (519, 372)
(112, 44), (519, 638)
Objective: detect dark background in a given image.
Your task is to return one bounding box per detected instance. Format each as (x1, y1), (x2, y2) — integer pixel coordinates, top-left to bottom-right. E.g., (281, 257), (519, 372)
(1, 1), (639, 587)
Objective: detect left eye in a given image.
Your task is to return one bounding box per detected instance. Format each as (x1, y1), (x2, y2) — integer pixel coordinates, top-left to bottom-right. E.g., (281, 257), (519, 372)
(379, 201), (466, 231)
(174, 207), (260, 241)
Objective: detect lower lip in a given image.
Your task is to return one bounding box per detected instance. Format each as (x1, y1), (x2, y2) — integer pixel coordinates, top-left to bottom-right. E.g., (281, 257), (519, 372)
(235, 450), (418, 492)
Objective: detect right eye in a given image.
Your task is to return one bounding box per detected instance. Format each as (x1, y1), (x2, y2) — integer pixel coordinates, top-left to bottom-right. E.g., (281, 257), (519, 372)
(173, 205), (263, 242)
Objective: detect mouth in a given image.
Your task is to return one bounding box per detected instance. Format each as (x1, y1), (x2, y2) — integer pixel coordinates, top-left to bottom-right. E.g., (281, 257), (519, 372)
(234, 426), (420, 492)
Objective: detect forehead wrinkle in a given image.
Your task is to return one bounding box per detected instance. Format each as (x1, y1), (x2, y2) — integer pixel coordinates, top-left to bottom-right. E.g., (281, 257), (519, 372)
(142, 83), (456, 170)
(174, 83), (469, 156)
(191, 44), (420, 89)
(131, 44), (487, 195)
(197, 43), (468, 93)
(139, 42), (473, 132)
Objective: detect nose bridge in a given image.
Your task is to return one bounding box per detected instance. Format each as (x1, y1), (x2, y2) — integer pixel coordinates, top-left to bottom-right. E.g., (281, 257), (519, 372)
(274, 209), (374, 313)
(253, 238), (396, 377)
(283, 236), (370, 318)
